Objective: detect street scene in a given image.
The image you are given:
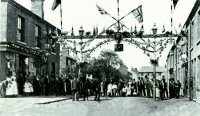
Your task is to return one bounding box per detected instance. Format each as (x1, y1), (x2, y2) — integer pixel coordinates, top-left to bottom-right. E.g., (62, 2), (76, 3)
(1, 0), (200, 115)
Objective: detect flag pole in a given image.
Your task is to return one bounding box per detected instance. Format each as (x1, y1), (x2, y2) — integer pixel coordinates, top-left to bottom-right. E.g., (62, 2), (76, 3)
(60, 0), (63, 32)
(117, 0), (120, 32)
(170, 0), (173, 43)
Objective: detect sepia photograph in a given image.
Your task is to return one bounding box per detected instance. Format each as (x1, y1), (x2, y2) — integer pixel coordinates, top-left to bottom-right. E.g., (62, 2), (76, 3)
(0, 0), (200, 115)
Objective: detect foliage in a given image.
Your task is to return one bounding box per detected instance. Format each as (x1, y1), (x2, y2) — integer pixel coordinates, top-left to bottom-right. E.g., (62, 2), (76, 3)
(99, 50), (123, 68)
(87, 50), (125, 83)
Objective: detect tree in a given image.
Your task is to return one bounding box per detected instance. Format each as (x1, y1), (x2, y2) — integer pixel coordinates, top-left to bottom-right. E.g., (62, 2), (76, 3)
(87, 50), (124, 83)
(99, 50), (123, 68)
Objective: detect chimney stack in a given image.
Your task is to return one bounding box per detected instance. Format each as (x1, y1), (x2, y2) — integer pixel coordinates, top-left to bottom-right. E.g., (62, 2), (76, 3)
(31, 0), (45, 19)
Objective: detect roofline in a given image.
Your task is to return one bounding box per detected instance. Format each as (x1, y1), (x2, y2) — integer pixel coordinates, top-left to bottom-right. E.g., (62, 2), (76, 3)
(185, 0), (200, 27)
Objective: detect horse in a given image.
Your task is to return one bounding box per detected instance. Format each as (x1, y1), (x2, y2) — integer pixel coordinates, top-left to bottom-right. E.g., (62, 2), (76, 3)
(79, 77), (101, 101)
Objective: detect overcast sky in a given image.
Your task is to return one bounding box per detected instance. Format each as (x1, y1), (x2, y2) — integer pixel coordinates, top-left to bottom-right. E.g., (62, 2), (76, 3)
(14, 0), (196, 70)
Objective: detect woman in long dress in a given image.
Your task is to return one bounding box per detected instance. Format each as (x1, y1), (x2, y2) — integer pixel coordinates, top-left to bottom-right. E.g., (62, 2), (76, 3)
(10, 72), (18, 96)
(23, 80), (34, 96)
(6, 77), (12, 96)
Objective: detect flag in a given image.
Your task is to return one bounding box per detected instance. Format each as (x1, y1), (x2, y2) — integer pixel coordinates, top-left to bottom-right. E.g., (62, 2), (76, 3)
(96, 25), (99, 35)
(132, 5), (143, 23)
(173, 0), (179, 8)
(133, 25), (137, 34)
(52, 0), (61, 10)
(93, 26), (96, 35)
(96, 5), (108, 15)
(162, 25), (165, 33)
(140, 25), (144, 33)
(71, 27), (74, 36)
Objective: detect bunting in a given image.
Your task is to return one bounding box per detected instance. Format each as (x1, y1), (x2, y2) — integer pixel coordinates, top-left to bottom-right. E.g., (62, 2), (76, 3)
(132, 5), (143, 23)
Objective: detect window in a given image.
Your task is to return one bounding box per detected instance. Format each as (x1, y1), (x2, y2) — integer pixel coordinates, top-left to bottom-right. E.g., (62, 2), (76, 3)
(17, 16), (25, 42)
(35, 25), (41, 48)
(51, 39), (56, 53)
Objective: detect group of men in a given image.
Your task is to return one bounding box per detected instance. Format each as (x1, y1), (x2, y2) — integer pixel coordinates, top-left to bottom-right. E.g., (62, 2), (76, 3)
(128, 75), (182, 100)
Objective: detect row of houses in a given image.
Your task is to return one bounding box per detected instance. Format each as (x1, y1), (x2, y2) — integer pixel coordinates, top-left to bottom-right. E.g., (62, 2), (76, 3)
(131, 66), (166, 82)
(0, 0), (76, 81)
(166, 0), (200, 102)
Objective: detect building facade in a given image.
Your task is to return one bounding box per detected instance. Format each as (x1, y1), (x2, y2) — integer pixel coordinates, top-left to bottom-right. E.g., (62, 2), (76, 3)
(166, 0), (200, 102)
(59, 47), (76, 76)
(0, 0), (60, 82)
(138, 66), (166, 81)
(166, 37), (188, 96)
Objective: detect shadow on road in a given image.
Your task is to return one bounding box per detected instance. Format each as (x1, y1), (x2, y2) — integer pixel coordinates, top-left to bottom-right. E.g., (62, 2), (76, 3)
(36, 98), (72, 105)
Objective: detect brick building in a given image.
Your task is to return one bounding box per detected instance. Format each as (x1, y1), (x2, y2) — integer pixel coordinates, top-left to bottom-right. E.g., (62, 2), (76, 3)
(0, 0), (60, 82)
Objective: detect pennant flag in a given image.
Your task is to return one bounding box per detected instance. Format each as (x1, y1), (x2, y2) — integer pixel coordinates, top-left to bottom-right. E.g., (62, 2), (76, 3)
(93, 26), (96, 35)
(173, 0), (179, 8)
(132, 5), (143, 23)
(134, 25), (137, 34)
(96, 25), (99, 35)
(96, 5), (108, 15)
(102, 27), (106, 34)
(71, 27), (74, 36)
(140, 25), (144, 33)
(52, 0), (61, 10)
(162, 25), (165, 33)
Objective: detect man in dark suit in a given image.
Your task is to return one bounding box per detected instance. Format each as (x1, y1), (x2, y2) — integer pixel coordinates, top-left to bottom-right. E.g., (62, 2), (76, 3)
(145, 76), (151, 98)
(169, 78), (175, 98)
(175, 80), (181, 99)
(141, 77), (146, 97)
(137, 77), (142, 97)
(44, 73), (50, 96)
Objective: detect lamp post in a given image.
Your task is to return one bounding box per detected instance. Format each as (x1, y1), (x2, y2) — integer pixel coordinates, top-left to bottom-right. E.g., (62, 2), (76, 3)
(78, 26), (84, 78)
(152, 23), (158, 100)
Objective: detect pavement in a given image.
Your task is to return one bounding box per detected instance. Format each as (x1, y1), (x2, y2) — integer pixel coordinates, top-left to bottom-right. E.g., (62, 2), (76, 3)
(0, 96), (200, 116)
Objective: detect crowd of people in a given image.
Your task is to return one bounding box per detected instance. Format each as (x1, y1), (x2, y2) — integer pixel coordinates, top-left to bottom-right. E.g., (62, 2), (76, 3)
(0, 72), (72, 97)
(103, 75), (182, 100)
(0, 72), (182, 101)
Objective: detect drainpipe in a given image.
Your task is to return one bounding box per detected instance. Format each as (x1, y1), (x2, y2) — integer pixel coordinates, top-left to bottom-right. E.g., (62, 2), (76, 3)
(188, 19), (192, 101)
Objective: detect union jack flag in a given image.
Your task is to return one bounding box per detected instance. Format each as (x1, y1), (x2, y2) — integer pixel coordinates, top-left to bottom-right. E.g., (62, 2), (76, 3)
(132, 5), (143, 23)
